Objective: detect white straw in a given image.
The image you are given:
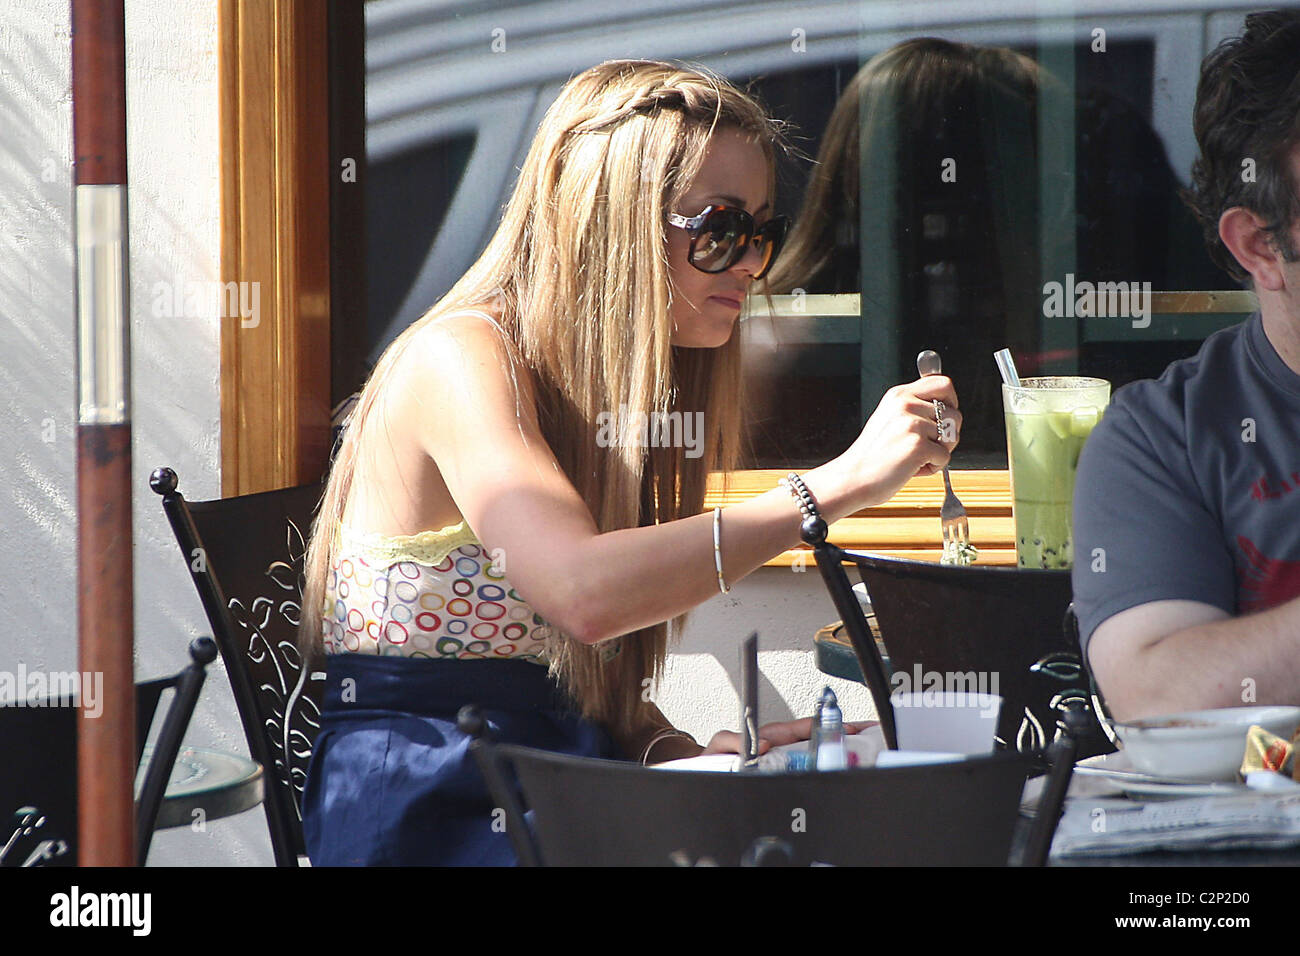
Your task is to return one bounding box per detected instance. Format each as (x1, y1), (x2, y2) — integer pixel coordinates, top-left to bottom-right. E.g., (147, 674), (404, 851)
(994, 348), (1021, 388)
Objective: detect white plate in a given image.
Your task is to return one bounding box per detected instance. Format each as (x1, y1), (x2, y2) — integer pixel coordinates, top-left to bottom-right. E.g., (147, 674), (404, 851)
(1074, 750), (1248, 799)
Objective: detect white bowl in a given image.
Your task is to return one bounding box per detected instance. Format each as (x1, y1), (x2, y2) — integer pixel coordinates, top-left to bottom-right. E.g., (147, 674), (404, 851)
(1112, 705), (1300, 782)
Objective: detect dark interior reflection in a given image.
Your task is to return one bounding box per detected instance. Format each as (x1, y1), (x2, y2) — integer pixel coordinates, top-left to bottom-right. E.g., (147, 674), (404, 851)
(359, 29), (1239, 472)
(740, 37), (1231, 470)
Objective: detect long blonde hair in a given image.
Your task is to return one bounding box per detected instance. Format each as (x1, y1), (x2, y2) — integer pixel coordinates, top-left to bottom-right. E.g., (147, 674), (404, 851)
(302, 59), (785, 737)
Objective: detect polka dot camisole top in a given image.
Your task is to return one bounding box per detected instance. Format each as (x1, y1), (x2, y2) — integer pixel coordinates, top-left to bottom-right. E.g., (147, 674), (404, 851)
(322, 520), (556, 664)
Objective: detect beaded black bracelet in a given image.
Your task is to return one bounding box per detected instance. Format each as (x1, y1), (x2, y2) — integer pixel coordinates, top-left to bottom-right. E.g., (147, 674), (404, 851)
(778, 471), (828, 541)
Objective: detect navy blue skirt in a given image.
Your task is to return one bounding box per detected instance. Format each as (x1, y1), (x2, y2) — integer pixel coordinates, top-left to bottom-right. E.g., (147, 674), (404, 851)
(301, 654), (619, 866)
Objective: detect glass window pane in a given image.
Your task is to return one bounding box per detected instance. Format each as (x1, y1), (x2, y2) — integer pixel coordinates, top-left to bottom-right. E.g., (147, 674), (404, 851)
(353, 3), (1267, 472)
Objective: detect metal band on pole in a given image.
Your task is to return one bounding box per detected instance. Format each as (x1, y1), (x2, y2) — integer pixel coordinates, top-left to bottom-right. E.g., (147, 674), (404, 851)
(72, 0), (135, 867)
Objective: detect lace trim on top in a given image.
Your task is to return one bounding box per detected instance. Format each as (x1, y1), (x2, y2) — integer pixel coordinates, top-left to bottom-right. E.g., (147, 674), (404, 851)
(337, 520), (480, 568)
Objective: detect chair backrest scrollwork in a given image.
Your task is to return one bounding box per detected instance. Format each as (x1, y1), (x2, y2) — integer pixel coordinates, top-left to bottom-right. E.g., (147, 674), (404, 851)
(152, 467), (325, 867)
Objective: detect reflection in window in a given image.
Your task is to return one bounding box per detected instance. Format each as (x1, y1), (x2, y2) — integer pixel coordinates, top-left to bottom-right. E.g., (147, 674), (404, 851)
(745, 37), (1233, 470)
(350, 8), (1249, 474)
(365, 132), (477, 361)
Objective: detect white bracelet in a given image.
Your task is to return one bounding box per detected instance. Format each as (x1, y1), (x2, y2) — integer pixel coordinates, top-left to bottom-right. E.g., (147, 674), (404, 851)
(713, 506), (730, 594)
(641, 728), (692, 765)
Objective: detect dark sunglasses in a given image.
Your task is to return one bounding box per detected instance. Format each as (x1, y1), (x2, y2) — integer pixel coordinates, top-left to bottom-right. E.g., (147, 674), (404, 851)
(667, 205), (789, 280)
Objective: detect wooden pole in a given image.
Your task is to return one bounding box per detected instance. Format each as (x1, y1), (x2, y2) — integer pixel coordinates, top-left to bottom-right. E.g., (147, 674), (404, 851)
(72, 0), (135, 866)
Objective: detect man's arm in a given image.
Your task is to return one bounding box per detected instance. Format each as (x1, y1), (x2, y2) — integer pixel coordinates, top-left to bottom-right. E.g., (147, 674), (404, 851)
(1072, 392), (1245, 715)
(1088, 596), (1300, 719)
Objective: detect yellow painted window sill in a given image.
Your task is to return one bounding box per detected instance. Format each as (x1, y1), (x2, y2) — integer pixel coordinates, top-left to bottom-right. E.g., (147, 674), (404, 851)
(705, 470), (1017, 566)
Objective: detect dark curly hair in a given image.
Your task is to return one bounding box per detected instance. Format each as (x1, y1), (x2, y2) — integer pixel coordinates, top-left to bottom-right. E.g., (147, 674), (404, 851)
(1185, 10), (1300, 282)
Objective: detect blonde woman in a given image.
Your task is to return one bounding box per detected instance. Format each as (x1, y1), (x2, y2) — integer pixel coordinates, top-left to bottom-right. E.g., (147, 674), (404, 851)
(300, 59), (960, 866)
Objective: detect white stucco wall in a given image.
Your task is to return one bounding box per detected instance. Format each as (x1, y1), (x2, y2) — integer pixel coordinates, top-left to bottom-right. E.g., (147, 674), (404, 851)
(661, 568), (876, 745)
(0, 0), (274, 866)
(0, 6), (77, 687)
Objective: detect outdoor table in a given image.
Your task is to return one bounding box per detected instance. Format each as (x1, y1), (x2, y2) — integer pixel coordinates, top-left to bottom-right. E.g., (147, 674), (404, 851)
(733, 676), (1300, 865)
(660, 735), (1300, 864)
(812, 619), (881, 683)
(141, 746), (265, 830)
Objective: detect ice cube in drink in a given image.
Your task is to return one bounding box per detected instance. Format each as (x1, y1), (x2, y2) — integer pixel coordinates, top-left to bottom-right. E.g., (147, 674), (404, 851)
(1002, 377), (1110, 568)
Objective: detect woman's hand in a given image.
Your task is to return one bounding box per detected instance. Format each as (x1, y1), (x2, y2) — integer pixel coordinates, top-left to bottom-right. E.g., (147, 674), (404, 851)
(834, 375), (961, 509)
(701, 719), (876, 756)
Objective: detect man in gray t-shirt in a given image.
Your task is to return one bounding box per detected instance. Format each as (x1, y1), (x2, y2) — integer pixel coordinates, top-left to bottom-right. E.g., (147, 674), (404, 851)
(1070, 12), (1300, 719)
(1073, 315), (1300, 711)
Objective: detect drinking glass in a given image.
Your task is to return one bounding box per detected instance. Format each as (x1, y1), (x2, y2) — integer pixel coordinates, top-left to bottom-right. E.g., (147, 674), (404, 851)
(1001, 377), (1111, 568)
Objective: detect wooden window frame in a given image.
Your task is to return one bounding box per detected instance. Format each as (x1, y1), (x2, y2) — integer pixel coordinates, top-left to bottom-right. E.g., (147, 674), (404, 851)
(706, 468), (1017, 566)
(219, 0), (332, 496)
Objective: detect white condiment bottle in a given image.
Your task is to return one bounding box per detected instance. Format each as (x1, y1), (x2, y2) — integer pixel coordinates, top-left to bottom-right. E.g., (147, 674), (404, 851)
(814, 687), (848, 771)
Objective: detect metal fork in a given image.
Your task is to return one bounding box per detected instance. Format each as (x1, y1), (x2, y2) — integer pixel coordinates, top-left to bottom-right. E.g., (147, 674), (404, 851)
(916, 350), (971, 558)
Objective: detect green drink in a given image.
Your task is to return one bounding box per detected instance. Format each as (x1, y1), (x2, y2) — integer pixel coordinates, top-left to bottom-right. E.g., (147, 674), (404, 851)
(1002, 377), (1110, 568)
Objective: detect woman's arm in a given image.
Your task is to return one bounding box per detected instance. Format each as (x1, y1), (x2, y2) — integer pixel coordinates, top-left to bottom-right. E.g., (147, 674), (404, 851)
(619, 701), (879, 764)
(612, 701), (703, 763)
(390, 314), (958, 645)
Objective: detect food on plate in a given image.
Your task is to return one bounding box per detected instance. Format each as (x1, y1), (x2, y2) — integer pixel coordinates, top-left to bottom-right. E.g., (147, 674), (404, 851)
(940, 538), (979, 566)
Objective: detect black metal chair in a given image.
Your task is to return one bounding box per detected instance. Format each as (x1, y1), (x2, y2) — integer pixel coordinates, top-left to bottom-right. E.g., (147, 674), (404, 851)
(0, 636), (217, 867)
(135, 636), (220, 863)
(1064, 600), (1116, 725)
(804, 528), (1115, 763)
(150, 467), (325, 867)
(460, 702), (1087, 866)
(0, 705), (76, 867)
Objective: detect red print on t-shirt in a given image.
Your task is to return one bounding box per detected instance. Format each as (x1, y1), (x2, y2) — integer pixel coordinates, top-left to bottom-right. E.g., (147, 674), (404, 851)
(1249, 473), (1298, 501)
(1237, 535), (1300, 613)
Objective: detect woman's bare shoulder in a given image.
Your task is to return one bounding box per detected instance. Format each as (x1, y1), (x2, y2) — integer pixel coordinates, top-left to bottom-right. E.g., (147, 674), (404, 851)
(391, 306), (539, 430)
(347, 307), (533, 534)
(407, 307), (519, 374)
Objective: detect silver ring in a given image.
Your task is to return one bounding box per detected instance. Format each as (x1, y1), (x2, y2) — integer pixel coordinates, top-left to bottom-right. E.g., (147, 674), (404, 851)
(933, 399), (946, 441)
